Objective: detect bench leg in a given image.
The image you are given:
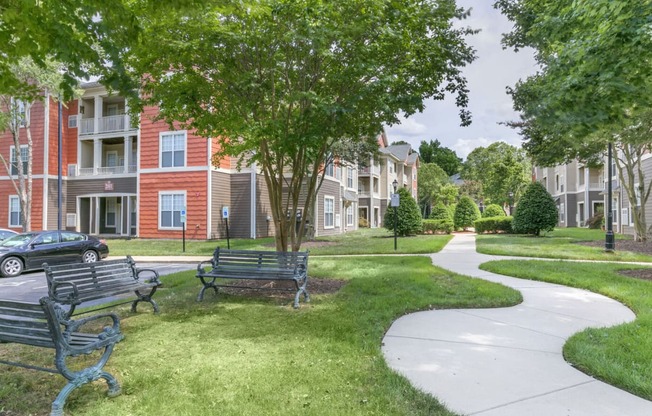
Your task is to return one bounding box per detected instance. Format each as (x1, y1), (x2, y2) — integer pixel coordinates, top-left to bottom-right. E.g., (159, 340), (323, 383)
(197, 284), (219, 302)
(132, 289), (160, 314)
(293, 288), (310, 309)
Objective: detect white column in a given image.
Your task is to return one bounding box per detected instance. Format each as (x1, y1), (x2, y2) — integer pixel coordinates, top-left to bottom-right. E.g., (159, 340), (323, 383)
(124, 136), (132, 173)
(94, 139), (102, 175)
(94, 96), (103, 134)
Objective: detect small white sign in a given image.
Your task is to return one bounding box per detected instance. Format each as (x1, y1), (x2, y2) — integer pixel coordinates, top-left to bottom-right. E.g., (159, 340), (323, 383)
(180, 208), (187, 223)
(222, 206), (229, 219)
(390, 194), (400, 207)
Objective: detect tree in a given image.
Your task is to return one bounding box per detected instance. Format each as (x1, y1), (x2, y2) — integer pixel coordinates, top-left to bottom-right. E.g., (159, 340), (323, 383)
(461, 142), (530, 206)
(496, 0), (652, 240)
(130, 0), (476, 251)
(418, 139), (462, 176)
(0, 58), (70, 231)
(453, 196), (480, 231)
(383, 187), (423, 236)
(512, 182), (557, 236)
(0, 1), (139, 100)
(430, 202), (453, 221)
(417, 163), (450, 217)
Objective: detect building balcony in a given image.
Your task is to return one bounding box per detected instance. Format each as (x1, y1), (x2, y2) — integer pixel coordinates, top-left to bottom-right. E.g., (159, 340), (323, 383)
(359, 165), (381, 176)
(79, 115), (136, 136)
(74, 164), (137, 177)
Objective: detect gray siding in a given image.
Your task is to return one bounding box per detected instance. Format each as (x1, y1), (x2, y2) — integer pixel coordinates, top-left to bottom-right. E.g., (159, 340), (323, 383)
(211, 171), (231, 239)
(229, 173), (252, 239)
(255, 175), (274, 238)
(315, 179), (341, 237)
(47, 178), (67, 230)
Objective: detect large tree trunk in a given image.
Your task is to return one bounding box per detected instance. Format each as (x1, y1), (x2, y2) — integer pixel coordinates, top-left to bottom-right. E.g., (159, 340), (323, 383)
(615, 143), (651, 242)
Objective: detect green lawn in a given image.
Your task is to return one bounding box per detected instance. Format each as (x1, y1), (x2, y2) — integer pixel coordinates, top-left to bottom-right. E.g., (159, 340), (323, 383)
(0, 256), (520, 415)
(476, 228), (652, 262)
(480, 260), (652, 400)
(106, 228), (452, 257)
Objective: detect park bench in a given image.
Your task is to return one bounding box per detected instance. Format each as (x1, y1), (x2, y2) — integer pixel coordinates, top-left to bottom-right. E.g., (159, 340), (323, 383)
(44, 256), (161, 318)
(0, 297), (123, 416)
(196, 248), (310, 308)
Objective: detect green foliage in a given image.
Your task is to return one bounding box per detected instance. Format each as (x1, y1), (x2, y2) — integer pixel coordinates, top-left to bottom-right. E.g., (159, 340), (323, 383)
(384, 188), (423, 236)
(418, 163), (450, 217)
(586, 212), (604, 229)
(482, 204), (506, 218)
(453, 196), (480, 230)
(129, 0), (476, 251)
(358, 217), (369, 228)
(512, 182), (558, 236)
(474, 216), (513, 234)
(429, 202), (453, 221)
(422, 219), (454, 234)
(461, 142), (531, 206)
(418, 139), (462, 176)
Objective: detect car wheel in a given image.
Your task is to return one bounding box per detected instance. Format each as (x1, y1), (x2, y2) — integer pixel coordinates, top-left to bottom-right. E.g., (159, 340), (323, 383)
(1, 257), (23, 277)
(82, 250), (99, 263)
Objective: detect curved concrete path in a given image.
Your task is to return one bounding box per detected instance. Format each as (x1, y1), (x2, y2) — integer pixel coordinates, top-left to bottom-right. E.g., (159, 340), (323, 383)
(382, 233), (652, 416)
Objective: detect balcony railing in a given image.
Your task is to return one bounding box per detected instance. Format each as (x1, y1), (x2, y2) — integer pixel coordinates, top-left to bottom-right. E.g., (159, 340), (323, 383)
(80, 115), (135, 135)
(359, 165), (381, 175)
(77, 165), (137, 176)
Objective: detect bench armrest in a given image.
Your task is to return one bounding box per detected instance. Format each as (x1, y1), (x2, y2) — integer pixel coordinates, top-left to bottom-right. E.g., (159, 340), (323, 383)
(136, 268), (161, 285)
(67, 311), (121, 335)
(196, 260), (214, 274)
(48, 280), (81, 305)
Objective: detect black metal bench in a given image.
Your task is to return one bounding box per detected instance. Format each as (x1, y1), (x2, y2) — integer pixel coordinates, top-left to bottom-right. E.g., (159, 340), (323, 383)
(0, 297), (123, 416)
(44, 256), (161, 318)
(196, 248), (310, 308)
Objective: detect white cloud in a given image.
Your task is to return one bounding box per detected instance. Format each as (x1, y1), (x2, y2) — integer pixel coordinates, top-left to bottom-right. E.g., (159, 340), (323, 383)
(387, 117), (428, 138)
(452, 137), (494, 160)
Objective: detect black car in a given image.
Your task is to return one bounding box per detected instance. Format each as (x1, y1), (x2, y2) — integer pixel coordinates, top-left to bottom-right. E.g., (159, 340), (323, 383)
(0, 229), (18, 241)
(0, 231), (109, 277)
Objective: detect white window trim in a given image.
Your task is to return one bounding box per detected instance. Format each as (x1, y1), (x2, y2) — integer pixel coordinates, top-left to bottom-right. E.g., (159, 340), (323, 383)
(105, 198), (117, 227)
(106, 150), (118, 167)
(159, 131), (187, 169)
(10, 144), (28, 175)
(324, 196), (335, 229)
(158, 191), (187, 230)
(9, 195), (21, 227)
(346, 205), (354, 226)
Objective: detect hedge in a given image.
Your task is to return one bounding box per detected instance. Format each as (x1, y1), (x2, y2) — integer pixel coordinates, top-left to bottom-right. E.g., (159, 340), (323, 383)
(422, 219), (454, 234)
(474, 216), (513, 234)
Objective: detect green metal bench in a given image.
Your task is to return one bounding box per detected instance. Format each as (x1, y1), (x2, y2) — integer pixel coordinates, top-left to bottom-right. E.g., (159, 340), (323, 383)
(0, 297), (123, 416)
(44, 256), (161, 318)
(196, 248), (310, 308)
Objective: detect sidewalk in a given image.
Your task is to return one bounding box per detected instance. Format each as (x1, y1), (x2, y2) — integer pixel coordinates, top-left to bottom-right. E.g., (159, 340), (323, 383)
(382, 233), (652, 416)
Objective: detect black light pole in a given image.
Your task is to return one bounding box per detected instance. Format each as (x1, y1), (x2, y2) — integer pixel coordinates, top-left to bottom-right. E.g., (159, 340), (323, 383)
(392, 179), (398, 251)
(606, 142), (615, 252)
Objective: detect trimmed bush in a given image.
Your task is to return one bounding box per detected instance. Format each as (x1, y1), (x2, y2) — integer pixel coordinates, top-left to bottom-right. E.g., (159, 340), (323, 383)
(423, 219), (454, 234)
(383, 187), (423, 236)
(482, 204), (506, 218)
(512, 182), (558, 236)
(359, 217), (369, 228)
(429, 202), (453, 221)
(454, 196), (481, 230)
(475, 216), (513, 234)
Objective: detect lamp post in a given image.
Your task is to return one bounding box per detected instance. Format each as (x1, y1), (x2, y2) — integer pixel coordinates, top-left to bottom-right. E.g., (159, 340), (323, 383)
(479, 200), (484, 215)
(392, 179), (399, 251)
(605, 142), (615, 252)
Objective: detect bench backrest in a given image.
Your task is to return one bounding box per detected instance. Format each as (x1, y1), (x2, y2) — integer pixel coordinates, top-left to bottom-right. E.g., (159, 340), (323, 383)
(44, 257), (139, 304)
(0, 299), (55, 349)
(213, 248), (308, 272)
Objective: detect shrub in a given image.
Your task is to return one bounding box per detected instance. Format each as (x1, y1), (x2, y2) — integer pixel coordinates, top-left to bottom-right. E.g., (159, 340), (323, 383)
(359, 217), (369, 228)
(383, 187), (423, 236)
(454, 196), (481, 230)
(429, 202), (453, 221)
(482, 204), (506, 218)
(512, 182), (558, 236)
(422, 219), (454, 234)
(474, 216), (513, 234)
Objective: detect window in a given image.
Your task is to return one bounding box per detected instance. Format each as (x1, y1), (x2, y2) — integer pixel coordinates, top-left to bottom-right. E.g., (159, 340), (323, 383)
(622, 208), (629, 226)
(106, 199), (117, 227)
(12, 99), (26, 127)
(160, 192), (185, 229)
(346, 205), (354, 226)
(559, 203), (565, 223)
(160, 132), (186, 168)
(612, 197), (618, 225)
(61, 232), (84, 242)
(325, 162), (334, 177)
(9, 196), (21, 227)
(324, 197), (334, 229)
(347, 167), (354, 188)
(555, 175), (559, 192)
(10, 145), (28, 175)
(106, 151), (118, 168)
(33, 232), (59, 245)
(68, 115), (78, 128)
(131, 200), (137, 229)
(611, 157), (617, 179)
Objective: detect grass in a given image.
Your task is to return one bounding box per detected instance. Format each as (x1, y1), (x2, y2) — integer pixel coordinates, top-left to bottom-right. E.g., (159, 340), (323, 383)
(106, 228), (452, 257)
(0, 256), (521, 416)
(476, 228), (652, 262)
(480, 259), (652, 400)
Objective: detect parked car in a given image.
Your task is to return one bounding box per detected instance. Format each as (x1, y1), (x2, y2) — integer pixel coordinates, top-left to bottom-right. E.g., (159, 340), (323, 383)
(0, 229), (18, 241)
(0, 231), (109, 277)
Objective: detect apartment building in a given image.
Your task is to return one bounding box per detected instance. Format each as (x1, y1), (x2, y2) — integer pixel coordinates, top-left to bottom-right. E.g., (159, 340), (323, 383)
(1, 84), (415, 240)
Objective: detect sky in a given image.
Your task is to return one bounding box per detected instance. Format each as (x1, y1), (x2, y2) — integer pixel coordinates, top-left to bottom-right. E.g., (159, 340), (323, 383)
(384, 1), (538, 160)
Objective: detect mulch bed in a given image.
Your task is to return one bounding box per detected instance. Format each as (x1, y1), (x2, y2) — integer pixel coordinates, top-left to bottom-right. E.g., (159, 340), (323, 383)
(576, 240), (652, 280)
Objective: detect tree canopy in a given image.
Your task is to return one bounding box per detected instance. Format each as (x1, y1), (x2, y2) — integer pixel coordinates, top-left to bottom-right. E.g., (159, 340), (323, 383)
(418, 139), (462, 176)
(0, 0), (139, 100)
(417, 162), (450, 217)
(130, 0), (476, 250)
